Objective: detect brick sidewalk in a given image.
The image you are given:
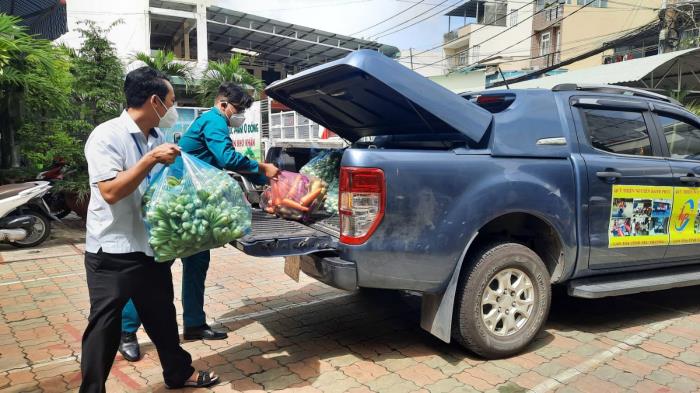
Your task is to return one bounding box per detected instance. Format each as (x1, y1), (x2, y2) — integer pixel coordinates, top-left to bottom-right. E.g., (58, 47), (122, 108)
(0, 219), (699, 392)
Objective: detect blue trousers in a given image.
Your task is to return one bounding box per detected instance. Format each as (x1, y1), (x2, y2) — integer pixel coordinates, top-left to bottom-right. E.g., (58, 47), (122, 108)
(122, 250), (210, 333)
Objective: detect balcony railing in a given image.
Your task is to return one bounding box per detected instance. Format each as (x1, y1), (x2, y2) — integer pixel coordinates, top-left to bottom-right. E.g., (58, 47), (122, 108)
(531, 51), (561, 69)
(602, 45), (659, 64)
(544, 6), (563, 22)
(533, 5), (563, 31)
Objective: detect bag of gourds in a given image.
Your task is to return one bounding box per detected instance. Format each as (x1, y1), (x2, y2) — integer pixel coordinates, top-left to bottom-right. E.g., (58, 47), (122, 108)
(300, 150), (342, 214)
(261, 170), (326, 221)
(142, 152), (252, 262)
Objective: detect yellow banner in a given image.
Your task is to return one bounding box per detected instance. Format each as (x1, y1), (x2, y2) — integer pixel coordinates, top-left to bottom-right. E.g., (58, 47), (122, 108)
(670, 187), (700, 245)
(609, 185), (673, 248)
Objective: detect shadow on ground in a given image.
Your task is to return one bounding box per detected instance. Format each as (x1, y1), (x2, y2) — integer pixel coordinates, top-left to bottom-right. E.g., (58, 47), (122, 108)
(138, 282), (699, 391)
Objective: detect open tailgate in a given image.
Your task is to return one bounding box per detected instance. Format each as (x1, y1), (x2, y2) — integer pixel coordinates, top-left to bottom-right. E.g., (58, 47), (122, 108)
(234, 211), (338, 257)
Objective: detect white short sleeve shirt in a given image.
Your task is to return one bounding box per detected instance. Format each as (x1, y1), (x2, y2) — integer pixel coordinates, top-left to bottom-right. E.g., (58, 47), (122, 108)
(84, 110), (164, 256)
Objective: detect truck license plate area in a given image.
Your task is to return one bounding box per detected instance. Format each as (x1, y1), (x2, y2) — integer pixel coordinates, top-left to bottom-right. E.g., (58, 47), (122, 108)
(284, 256), (301, 281)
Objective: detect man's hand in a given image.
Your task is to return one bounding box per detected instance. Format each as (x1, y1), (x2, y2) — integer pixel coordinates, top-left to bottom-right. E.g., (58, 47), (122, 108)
(148, 143), (181, 165)
(259, 162), (280, 179)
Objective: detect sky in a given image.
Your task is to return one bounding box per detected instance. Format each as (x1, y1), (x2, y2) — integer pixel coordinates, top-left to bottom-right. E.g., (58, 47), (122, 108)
(216, 0), (460, 51)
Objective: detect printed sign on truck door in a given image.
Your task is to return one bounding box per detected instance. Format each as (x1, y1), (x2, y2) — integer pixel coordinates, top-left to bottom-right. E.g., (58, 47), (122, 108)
(608, 185), (673, 248)
(609, 185), (700, 247)
(669, 187), (700, 245)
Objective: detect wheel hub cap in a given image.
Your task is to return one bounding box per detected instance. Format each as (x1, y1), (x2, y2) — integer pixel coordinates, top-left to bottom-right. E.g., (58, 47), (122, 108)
(480, 268), (535, 337)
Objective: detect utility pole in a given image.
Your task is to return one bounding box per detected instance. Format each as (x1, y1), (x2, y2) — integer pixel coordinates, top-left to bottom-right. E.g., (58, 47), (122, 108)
(409, 48), (414, 70)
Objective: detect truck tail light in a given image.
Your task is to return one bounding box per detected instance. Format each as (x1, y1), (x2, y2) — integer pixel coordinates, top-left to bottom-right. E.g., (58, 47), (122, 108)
(339, 167), (385, 245)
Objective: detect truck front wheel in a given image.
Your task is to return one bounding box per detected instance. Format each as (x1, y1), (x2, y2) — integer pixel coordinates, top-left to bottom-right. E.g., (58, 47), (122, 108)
(453, 242), (551, 359)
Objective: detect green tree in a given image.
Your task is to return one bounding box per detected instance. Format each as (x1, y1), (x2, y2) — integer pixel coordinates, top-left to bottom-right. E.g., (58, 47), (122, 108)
(669, 88), (700, 117)
(0, 14), (66, 168)
(197, 54), (265, 106)
(133, 50), (193, 87)
(71, 20), (125, 126)
(17, 44), (86, 173)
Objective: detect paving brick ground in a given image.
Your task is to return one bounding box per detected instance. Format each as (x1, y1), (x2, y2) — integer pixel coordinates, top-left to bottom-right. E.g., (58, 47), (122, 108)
(0, 217), (699, 392)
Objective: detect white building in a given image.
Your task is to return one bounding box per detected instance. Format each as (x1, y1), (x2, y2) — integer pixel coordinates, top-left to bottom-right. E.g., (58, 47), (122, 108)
(442, 0), (534, 73)
(398, 49), (447, 77)
(56, 0), (398, 153)
(57, 0), (399, 86)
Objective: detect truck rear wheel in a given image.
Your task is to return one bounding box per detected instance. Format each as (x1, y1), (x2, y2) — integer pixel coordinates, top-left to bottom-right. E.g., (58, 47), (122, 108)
(453, 242), (550, 359)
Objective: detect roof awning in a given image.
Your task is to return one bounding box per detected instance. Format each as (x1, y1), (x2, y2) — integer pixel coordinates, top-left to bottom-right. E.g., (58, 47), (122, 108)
(205, 7), (399, 69)
(0, 0), (67, 40)
(445, 0), (485, 18)
(509, 48), (700, 92)
(148, 1), (400, 70)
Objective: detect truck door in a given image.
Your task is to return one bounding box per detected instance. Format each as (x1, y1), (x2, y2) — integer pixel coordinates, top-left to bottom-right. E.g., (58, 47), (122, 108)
(651, 106), (700, 262)
(572, 97), (673, 269)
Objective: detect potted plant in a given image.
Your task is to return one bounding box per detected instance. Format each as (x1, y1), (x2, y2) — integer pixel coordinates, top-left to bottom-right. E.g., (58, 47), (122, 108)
(51, 174), (90, 219)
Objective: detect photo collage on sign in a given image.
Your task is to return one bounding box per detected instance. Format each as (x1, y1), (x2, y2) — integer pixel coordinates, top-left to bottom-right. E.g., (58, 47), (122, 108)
(609, 197), (672, 237)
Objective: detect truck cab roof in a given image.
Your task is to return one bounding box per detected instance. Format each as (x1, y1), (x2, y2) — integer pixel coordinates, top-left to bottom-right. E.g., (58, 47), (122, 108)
(460, 85), (698, 158)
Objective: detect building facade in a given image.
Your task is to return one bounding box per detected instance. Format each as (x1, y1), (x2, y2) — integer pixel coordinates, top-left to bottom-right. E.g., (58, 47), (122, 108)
(442, 0), (535, 74)
(57, 0), (398, 86)
(530, 0), (663, 71)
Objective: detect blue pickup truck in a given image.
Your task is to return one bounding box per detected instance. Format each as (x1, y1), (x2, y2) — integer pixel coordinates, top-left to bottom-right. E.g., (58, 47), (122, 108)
(235, 50), (700, 359)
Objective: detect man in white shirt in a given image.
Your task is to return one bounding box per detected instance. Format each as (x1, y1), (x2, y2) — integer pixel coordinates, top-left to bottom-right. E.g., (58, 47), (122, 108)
(80, 67), (218, 392)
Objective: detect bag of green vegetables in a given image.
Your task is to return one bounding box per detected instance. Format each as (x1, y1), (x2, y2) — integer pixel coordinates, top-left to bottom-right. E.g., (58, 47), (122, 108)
(142, 152), (252, 262)
(300, 149), (342, 214)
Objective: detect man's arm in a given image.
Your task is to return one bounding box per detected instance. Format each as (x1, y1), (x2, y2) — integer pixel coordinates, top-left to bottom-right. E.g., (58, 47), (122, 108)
(203, 122), (279, 179)
(203, 121), (260, 173)
(98, 144), (180, 205)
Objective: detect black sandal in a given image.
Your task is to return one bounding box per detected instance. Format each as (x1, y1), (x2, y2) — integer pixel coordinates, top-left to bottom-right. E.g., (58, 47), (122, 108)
(166, 370), (219, 389)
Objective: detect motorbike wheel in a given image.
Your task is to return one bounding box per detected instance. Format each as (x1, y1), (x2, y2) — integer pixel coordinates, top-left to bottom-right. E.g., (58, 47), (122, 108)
(11, 211), (51, 248)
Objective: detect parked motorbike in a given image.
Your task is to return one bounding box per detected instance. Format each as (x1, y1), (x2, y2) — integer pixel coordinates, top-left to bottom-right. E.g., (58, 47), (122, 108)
(0, 181), (54, 248)
(36, 158), (73, 219)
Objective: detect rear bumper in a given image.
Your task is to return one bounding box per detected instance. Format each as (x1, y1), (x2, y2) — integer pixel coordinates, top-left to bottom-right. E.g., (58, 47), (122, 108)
(300, 254), (358, 291)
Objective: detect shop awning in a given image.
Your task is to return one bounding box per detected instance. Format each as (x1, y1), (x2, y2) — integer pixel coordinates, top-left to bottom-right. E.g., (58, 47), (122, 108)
(509, 48), (700, 92)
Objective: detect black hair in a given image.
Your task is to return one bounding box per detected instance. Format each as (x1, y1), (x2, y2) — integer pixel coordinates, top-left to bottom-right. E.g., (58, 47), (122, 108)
(217, 82), (253, 110)
(124, 66), (171, 108)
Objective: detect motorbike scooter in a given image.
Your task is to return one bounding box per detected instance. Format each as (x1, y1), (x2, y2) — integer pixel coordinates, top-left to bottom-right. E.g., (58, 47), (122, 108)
(0, 181), (54, 248)
(36, 158), (73, 219)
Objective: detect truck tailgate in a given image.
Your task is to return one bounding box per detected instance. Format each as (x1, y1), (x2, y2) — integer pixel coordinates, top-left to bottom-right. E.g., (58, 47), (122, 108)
(233, 210), (338, 257)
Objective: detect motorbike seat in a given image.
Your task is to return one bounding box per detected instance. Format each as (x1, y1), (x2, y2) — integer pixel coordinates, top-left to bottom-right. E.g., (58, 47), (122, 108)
(0, 183), (37, 200)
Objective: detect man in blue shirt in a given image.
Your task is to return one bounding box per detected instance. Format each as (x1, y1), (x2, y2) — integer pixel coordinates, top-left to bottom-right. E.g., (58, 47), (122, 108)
(118, 82), (278, 361)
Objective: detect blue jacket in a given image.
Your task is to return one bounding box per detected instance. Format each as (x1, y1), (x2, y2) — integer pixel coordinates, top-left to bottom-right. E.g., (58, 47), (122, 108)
(179, 107), (267, 184)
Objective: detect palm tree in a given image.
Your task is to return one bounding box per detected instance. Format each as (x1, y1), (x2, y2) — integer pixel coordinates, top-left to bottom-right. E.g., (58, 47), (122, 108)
(197, 53), (265, 106)
(668, 89), (700, 117)
(133, 50), (194, 88)
(0, 14), (64, 168)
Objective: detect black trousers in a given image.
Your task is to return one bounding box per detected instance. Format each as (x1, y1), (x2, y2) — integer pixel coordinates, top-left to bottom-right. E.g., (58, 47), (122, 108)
(79, 250), (194, 393)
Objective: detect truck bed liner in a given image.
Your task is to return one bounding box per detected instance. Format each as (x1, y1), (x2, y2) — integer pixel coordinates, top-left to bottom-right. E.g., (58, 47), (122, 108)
(234, 211), (338, 257)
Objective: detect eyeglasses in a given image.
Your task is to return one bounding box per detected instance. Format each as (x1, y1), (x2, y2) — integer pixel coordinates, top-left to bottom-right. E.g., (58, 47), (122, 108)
(221, 100), (246, 114)
(233, 104), (246, 114)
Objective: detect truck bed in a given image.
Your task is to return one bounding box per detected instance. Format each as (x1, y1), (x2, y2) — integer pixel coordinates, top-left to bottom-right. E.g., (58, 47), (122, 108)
(233, 210), (339, 257)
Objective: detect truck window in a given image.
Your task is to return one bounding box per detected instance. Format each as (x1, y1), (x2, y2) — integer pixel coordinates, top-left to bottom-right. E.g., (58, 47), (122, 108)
(582, 109), (653, 157)
(657, 115), (700, 160)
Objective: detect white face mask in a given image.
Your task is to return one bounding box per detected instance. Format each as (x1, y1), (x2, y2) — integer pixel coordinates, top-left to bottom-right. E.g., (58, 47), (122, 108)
(230, 113), (246, 128)
(153, 96), (178, 128)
